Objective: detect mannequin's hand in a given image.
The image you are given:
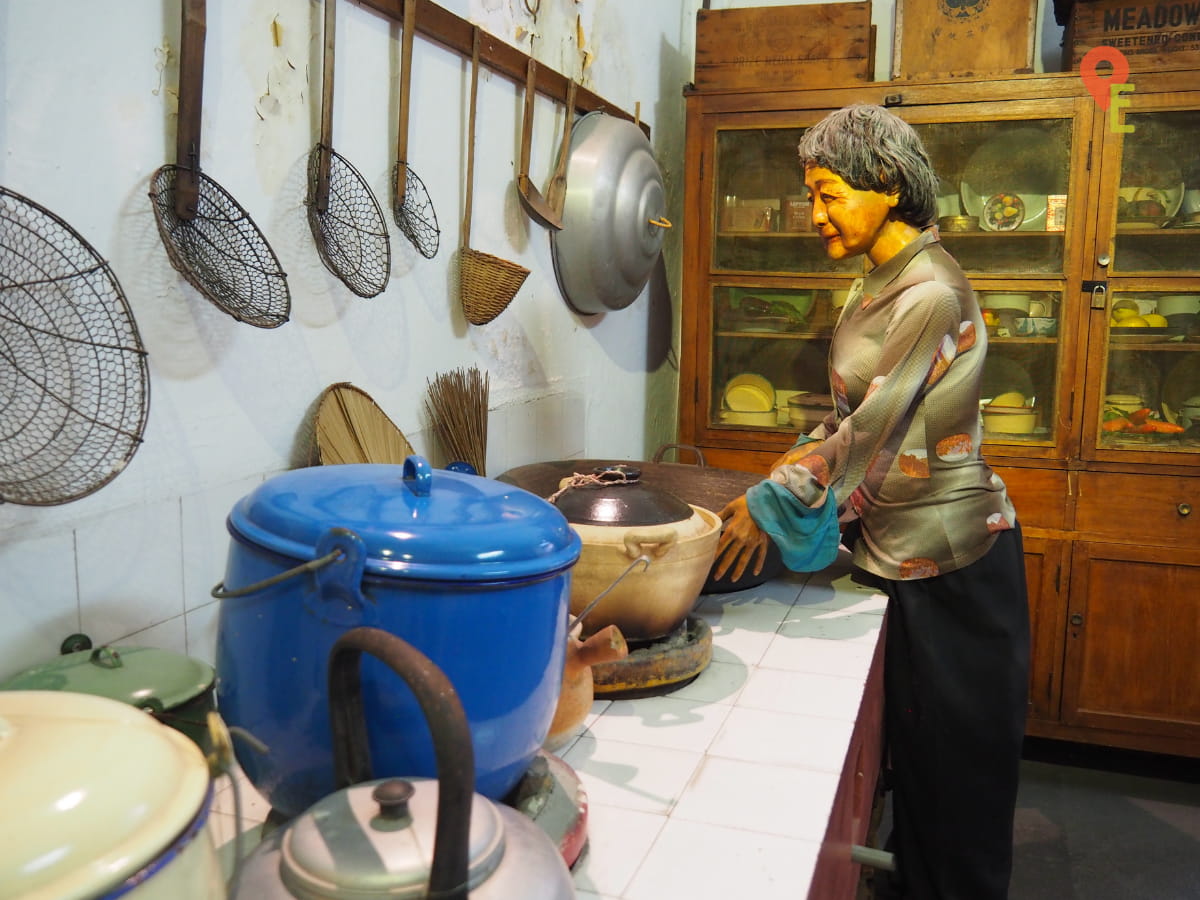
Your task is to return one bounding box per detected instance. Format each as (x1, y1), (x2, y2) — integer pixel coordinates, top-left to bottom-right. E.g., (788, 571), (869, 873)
(713, 494), (770, 583)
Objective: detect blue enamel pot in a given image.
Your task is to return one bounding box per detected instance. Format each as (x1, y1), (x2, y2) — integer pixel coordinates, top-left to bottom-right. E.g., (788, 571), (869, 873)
(213, 457), (581, 819)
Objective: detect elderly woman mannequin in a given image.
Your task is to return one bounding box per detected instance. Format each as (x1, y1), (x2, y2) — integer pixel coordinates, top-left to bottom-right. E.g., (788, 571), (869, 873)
(715, 105), (1030, 900)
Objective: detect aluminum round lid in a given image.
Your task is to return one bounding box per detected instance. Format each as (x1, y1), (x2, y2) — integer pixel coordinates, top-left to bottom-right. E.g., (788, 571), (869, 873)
(551, 112), (666, 314)
(227, 457), (581, 581)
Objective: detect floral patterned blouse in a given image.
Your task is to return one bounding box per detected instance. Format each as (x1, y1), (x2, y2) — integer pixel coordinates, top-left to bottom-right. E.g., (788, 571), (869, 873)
(770, 229), (1018, 581)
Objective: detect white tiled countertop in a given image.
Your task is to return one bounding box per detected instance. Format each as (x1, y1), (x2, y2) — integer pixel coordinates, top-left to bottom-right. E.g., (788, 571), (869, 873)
(209, 553), (886, 900)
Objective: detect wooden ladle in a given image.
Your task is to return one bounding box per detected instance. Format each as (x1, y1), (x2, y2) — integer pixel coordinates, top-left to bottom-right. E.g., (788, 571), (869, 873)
(545, 78), (577, 220)
(516, 58), (564, 231)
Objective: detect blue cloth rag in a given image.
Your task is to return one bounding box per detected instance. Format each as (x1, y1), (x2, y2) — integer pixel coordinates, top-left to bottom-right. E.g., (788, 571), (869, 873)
(745, 478), (841, 573)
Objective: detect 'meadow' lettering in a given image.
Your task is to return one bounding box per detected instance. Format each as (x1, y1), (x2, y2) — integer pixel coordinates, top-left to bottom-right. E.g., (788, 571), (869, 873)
(1104, 4), (1200, 31)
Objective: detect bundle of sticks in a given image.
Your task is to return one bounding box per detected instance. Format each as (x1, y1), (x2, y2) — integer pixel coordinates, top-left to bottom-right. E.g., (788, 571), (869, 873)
(425, 366), (489, 475)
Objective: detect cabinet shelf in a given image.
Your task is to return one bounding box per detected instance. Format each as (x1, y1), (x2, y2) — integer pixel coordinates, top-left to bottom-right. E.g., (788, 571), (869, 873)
(715, 329), (832, 340)
(991, 336), (1059, 346)
(1105, 339), (1198, 351)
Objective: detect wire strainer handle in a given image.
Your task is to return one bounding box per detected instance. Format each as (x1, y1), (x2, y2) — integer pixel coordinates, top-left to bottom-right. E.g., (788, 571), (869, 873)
(395, 0), (416, 205)
(462, 26), (481, 248)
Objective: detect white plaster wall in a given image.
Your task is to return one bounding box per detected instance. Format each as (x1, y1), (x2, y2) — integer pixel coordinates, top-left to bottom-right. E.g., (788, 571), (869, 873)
(0, 0), (697, 676)
(0, 0), (1064, 679)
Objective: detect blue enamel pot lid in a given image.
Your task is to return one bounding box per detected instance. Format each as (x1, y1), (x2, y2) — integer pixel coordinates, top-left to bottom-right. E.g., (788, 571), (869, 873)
(227, 457), (581, 582)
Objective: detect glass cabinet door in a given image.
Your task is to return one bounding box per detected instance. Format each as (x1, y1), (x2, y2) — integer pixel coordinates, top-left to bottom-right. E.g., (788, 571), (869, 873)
(1109, 110), (1200, 276)
(705, 111), (1076, 452)
(1091, 105), (1200, 457)
(1097, 291), (1200, 451)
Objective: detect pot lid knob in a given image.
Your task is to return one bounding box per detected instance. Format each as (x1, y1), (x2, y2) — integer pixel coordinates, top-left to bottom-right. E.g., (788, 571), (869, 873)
(374, 779), (415, 824)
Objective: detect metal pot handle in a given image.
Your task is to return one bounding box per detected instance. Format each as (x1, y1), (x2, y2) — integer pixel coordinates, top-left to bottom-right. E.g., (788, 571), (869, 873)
(328, 626), (473, 900)
(568, 553), (650, 632)
(652, 443), (706, 466)
(623, 525), (678, 560)
(210, 547), (343, 599)
(209, 526), (367, 604)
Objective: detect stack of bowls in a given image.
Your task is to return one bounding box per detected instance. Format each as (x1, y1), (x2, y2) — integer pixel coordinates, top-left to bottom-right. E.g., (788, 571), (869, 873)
(1158, 294), (1199, 332)
(982, 390), (1037, 434)
(721, 373), (777, 426)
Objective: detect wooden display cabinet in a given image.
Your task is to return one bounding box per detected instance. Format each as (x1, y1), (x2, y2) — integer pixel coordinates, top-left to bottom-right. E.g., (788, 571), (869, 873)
(678, 71), (1200, 757)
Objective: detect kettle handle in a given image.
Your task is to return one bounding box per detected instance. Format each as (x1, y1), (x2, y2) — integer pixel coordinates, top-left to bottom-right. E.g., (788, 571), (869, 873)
(328, 627), (473, 900)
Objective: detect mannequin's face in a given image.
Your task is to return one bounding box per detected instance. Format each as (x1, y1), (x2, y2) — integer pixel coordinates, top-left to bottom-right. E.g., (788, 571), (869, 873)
(805, 165), (899, 264)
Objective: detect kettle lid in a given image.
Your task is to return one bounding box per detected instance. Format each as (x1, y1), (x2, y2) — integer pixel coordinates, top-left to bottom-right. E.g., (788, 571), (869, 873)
(280, 777), (506, 898)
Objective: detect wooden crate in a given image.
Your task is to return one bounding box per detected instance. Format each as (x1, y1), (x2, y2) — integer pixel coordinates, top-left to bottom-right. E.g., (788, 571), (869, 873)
(893, 0), (1038, 80)
(694, 3), (874, 93)
(1065, 0), (1200, 71)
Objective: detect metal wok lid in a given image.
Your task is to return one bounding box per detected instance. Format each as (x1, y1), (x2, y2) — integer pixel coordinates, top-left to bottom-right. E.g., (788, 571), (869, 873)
(550, 112), (666, 314)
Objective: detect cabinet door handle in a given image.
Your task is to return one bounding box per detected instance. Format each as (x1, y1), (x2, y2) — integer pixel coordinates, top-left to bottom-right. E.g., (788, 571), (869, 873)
(1070, 613), (1084, 626)
(1179, 502), (1192, 517)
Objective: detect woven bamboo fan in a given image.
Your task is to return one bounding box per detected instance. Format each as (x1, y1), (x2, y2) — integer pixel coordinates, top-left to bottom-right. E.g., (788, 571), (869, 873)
(313, 382), (414, 465)
(460, 27), (528, 326)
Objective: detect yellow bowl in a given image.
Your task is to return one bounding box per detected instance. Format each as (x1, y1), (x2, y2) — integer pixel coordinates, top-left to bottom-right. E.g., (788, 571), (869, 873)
(983, 404), (1037, 434)
(723, 373), (775, 412)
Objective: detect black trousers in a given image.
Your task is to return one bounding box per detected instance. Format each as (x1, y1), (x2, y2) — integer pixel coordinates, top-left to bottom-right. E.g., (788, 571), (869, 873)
(877, 524), (1030, 900)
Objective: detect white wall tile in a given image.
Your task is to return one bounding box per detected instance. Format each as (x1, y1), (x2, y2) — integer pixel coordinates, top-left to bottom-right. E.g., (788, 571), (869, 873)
(758, 633), (877, 677)
(779, 606), (883, 644)
(586, 695), (732, 754)
(737, 667), (867, 721)
(77, 498), (184, 645)
(499, 399), (539, 474)
(709, 706), (856, 774)
(122, 614), (187, 656)
(671, 755), (839, 842)
(181, 475), (264, 612)
(0, 530), (80, 680)
(570, 803), (666, 898)
(666, 658), (749, 706)
(562, 734), (702, 816)
(185, 600), (221, 667)
(622, 817), (820, 900)
(534, 391), (568, 459)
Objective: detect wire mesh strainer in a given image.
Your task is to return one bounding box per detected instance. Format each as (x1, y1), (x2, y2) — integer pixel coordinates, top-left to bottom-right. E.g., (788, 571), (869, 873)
(149, 0), (290, 329)
(0, 187), (150, 506)
(392, 0), (440, 259)
(307, 0), (391, 297)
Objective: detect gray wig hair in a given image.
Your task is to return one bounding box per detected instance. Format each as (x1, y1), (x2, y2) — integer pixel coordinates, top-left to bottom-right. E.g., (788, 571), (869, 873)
(796, 104), (938, 228)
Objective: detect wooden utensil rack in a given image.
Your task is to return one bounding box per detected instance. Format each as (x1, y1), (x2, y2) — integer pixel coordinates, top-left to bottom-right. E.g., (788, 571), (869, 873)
(357, 0), (649, 136)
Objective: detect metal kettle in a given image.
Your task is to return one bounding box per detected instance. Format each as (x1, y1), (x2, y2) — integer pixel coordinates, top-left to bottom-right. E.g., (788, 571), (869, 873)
(235, 627), (575, 900)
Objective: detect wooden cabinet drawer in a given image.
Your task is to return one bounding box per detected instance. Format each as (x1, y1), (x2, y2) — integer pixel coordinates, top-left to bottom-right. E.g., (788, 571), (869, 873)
(1075, 472), (1200, 544)
(992, 465), (1069, 531)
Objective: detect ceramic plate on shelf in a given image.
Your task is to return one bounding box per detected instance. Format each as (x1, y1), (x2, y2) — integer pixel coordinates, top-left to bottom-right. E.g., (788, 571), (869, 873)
(960, 127), (1066, 233)
(963, 187), (1048, 232)
(1116, 184), (1185, 219)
